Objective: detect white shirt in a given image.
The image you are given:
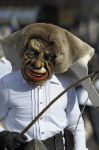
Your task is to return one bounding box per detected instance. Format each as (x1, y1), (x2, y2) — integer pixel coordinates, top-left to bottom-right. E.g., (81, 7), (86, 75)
(0, 71), (88, 150)
(0, 57), (12, 78)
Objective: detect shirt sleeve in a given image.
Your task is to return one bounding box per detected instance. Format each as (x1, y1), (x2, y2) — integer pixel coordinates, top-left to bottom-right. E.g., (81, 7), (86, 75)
(0, 79), (9, 131)
(76, 85), (92, 106)
(66, 88), (88, 150)
(0, 57), (12, 78)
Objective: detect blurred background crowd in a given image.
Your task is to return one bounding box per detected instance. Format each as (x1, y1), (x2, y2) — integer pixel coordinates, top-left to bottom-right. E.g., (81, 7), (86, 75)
(0, 0), (99, 150)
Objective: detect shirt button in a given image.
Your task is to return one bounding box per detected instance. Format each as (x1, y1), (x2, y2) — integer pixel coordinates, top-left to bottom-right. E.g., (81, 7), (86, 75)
(40, 102), (43, 104)
(41, 132), (44, 134)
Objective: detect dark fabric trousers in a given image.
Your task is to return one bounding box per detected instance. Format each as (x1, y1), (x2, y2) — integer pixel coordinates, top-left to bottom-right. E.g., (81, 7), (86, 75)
(43, 129), (74, 150)
(24, 129), (74, 150)
(42, 132), (64, 150)
(24, 132), (64, 150)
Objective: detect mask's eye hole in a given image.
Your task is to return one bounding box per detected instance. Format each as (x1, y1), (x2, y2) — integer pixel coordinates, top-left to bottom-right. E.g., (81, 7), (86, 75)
(29, 51), (35, 55)
(44, 51), (56, 61)
(50, 40), (54, 46)
(25, 49), (38, 58)
(44, 54), (50, 60)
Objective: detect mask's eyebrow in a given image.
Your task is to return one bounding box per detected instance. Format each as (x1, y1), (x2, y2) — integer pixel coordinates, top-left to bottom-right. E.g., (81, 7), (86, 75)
(32, 45), (52, 54)
(34, 45), (53, 54)
(28, 38), (54, 55)
(43, 45), (54, 54)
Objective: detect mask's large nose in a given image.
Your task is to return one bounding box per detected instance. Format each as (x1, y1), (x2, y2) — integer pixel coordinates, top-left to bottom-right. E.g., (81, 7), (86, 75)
(33, 52), (44, 69)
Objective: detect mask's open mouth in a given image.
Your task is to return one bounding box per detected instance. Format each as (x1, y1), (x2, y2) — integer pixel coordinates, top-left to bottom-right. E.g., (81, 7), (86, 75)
(25, 66), (48, 81)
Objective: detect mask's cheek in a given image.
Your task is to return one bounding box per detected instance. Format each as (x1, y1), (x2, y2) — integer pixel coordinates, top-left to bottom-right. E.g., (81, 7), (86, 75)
(46, 60), (55, 77)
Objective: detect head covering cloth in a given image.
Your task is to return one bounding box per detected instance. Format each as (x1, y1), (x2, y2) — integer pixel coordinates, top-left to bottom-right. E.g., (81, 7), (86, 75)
(1, 23), (99, 106)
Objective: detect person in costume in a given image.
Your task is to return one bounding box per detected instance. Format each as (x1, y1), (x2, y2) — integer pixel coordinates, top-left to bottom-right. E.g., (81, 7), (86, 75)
(0, 23), (98, 150)
(0, 28), (12, 78)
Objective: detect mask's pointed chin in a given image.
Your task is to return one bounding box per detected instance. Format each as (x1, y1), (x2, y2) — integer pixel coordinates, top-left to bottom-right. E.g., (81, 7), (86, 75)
(69, 58), (99, 107)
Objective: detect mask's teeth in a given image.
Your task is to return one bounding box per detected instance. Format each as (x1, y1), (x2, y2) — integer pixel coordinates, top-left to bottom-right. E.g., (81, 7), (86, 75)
(27, 66), (46, 74)
(40, 67), (46, 72)
(33, 73), (43, 77)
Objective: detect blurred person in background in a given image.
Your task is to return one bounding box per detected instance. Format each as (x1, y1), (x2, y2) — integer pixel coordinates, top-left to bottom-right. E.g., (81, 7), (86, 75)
(76, 53), (99, 149)
(0, 25), (12, 78)
(0, 56), (12, 78)
(87, 53), (99, 145)
(88, 53), (99, 93)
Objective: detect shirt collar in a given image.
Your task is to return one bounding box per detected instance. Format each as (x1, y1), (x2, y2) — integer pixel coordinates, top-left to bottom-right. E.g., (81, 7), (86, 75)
(50, 74), (61, 85)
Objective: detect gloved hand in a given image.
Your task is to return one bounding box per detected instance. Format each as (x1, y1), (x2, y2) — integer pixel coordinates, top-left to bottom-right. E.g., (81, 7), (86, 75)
(0, 130), (28, 150)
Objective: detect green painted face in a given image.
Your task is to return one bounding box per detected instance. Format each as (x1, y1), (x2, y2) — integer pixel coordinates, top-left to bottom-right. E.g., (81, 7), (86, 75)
(21, 38), (55, 86)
